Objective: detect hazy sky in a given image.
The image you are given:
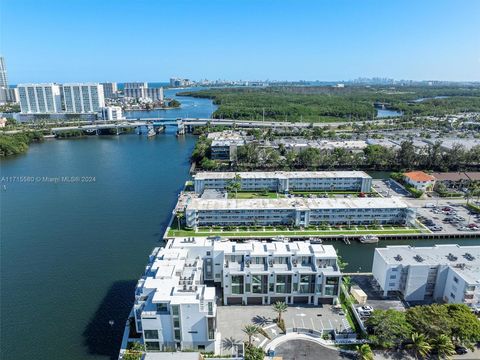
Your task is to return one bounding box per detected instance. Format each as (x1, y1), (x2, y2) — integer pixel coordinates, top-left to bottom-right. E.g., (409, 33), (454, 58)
(1, 0), (479, 83)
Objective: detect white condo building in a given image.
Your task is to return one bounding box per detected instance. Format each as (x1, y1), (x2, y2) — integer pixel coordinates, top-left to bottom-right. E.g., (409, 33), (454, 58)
(62, 83), (105, 113)
(185, 197), (414, 228)
(372, 245), (480, 310)
(18, 83), (62, 113)
(124, 82), (164, 101)
(99, 106), (124, 120)
(193, 171), (373, 194)
(100, 82), (118, 99)
(133, 238), (341, 352)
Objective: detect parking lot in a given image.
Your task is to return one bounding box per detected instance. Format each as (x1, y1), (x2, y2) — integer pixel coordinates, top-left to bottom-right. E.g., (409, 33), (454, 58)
(216, 304), (350, 352)
(412, 200), (480, 234)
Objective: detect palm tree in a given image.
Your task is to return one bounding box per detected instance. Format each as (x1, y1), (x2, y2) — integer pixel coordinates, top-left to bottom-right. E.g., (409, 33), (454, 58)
(407, 332), (432, 359)
(176, 212), (184, 230)
(272, 301), (288, 323)
(434, 334), (455, 360)
(355, 344), (374, 360)
(242, 324), (260, 346)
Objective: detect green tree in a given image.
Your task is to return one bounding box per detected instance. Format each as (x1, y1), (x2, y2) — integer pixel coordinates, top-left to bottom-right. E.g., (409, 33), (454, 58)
(244, 344), (264, 360)
(272, 301), (288, 323)
(227, 173), (242, 198)
(176, 212), (184, 230)
(356, 344), (374, 360)
(434, 334), (455, 360)
(123, 342), (144, 360)
(366, 309), (412, 348)
(242, 324), (260, 346)
(406, 304), (452, 340)
(447, 304), (480, 345)
(406, 333), (432, 359)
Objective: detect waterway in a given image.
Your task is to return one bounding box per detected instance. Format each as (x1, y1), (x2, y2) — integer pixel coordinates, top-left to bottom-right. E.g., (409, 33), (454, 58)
(375, 107), (403, 118)
(1, 92), (479, 360)
(125, 87), (216, 120)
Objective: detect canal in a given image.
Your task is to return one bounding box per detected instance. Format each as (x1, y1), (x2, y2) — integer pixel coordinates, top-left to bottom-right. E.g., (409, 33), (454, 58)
(1, 93), (479, 360)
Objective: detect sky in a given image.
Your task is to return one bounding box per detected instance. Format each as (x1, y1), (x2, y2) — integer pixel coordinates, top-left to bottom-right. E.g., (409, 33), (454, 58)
(1, 0), (479, 83)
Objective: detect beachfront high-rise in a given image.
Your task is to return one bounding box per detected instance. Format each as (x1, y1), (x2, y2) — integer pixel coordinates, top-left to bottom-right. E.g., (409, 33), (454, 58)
(17, 83), (62, 113)
(124, 82), (164, 101)
(62, 83), (105, 113)
(0, 56), (11, 104)
(100, 82), (118, 99)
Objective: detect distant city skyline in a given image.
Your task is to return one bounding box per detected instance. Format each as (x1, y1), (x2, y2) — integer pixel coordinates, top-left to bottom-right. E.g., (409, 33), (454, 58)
(2, 0), (480, 83)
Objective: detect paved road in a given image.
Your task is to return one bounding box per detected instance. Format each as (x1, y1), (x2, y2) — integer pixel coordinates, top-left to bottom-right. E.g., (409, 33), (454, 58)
(274, 339), (354, 360)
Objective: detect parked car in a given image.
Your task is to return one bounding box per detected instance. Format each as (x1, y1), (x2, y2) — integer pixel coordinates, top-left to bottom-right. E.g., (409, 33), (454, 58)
(429, 226), (443, 232)
(455, 345), (468, 355)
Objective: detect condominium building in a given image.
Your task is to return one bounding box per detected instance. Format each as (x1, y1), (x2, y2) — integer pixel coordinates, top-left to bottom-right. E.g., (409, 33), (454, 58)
(99, 106), (124, 120)
(372, 245), (480, 310)
(62, 83), (105, 113)
(133, 238), (341, 352)
(193, 171), (373, 194)
(124, 82), (164, 101)
(100, 82), (118, 99)
(134, 241), (217, 352)
(0, 56), (10, 104)
(18, 83), (62, 113)
(0, 56), (7, 88)
(184, 197), (414, 228)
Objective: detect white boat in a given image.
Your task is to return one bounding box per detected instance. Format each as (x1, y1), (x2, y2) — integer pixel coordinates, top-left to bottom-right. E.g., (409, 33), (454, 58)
(359, 235), (379, 244)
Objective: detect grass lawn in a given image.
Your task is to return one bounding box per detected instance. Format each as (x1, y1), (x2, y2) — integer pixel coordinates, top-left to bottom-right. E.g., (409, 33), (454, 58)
(167, 226), (425, 238)
(227, 191), (284, 199)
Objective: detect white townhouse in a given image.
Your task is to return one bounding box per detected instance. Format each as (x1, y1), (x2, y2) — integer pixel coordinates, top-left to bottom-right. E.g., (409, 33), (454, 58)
(215, 240), (342, 306)
(372, 245), (480, 311)
(133, 238), (343, 353)
(184, 197), (414, 228)
(193, 171), (373, 194)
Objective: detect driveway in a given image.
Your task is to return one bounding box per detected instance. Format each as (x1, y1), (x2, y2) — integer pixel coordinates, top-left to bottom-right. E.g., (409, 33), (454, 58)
(216, 305), (350, 353)
(274, 339), (355, 360)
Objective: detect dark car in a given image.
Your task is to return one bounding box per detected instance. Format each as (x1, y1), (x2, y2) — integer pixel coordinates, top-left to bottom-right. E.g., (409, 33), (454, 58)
(455, 345), (468, 355)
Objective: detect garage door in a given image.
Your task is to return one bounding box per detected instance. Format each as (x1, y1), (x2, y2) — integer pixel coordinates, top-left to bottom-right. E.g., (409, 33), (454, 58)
(318, 297), (334, 305)
(294, 296), (309, 304)
(270, 296), (286, 304)
(247, 297), (263, 305)
(226, 297), (242, 305)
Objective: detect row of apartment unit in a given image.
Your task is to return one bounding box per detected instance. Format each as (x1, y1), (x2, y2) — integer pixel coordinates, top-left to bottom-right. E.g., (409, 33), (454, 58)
(206, 131), (369, 161)
(184, 197), (414, 228)
(133, 238), (342, 352)
(373, 245), (480, 311)
(193, 171), (373, 194)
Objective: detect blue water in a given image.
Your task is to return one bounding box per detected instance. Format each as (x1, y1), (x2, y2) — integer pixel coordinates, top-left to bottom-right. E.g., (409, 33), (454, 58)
(125, 87), (217, 120)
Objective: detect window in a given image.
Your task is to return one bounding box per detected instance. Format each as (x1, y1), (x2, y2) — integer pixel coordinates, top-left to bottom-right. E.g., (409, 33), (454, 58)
(173, 318), (180, 328)
(144, 330), (158, 339)
(389, 282), (396, 287)
(453, 277), (459, 283)
(450, 292), (456, 299)
(145, 341), (160, 351)
(389, 275), (396, 279)
(231, 275), (244, 294)
(171, 305), (179, 316)
(174, 329), (181, 340)
(156, 303), (168, 313)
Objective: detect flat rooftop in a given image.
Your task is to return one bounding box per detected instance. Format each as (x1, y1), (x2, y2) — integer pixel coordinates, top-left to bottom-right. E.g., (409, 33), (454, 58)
(194, 170), (371, 180)
(186, 196), (409, 211)
(376, 244), (480, 285)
